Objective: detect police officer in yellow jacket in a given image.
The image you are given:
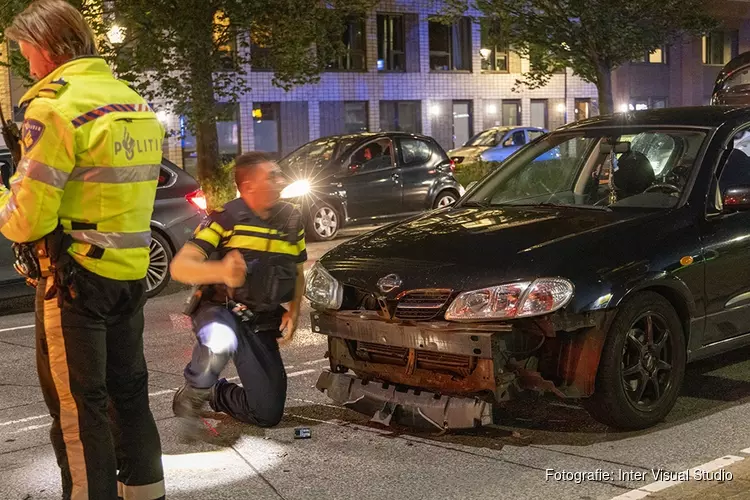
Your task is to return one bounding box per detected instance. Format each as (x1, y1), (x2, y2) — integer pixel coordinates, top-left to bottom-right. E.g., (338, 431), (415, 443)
(4, 2), (165, 499)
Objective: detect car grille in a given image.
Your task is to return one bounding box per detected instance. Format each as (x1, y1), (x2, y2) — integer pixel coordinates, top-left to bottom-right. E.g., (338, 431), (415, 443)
(355, 342), (476, 377)
(394, 289), (452, 321)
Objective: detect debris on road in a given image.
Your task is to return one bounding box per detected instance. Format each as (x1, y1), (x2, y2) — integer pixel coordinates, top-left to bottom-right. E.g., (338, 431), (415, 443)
(294, 427), (312, 439)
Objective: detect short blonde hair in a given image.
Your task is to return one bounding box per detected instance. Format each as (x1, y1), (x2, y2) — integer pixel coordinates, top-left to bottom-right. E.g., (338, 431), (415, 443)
(5, 0), (98, 62)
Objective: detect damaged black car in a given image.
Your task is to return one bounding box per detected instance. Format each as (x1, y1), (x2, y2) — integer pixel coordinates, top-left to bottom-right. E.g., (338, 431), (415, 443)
(306, 105), (750, 431)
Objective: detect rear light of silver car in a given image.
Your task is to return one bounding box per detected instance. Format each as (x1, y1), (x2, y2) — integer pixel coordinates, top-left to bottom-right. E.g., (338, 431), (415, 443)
(185, 189), (207, 211)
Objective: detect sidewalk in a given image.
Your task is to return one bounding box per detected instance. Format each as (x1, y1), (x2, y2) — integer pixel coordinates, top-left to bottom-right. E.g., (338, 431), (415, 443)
(642, 456), (750, 499)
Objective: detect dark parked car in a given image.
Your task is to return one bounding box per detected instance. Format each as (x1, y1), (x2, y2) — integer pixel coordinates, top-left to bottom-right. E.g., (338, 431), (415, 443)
(0, 150), (205, 299)
(278, 132), (465, 241)
(307, 105), (750, 431)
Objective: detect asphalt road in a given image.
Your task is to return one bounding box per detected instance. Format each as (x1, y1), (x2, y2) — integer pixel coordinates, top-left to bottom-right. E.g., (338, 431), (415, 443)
(2, 227), (750, 499)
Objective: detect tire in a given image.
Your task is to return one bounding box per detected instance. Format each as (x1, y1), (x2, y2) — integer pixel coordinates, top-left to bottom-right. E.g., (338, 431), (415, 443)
(145, 230), (173, 299)
(433, 190), (459, 209)
(306, 202), (340, 242)
(583, 291), (686, 430)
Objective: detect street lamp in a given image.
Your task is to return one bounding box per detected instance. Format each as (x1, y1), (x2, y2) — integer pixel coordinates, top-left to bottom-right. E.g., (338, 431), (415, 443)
(107, 24), (126, 45)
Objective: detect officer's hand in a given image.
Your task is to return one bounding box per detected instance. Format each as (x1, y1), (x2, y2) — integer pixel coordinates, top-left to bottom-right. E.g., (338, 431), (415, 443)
(278, 309), (298, 346)
(221, 250), (246, 288)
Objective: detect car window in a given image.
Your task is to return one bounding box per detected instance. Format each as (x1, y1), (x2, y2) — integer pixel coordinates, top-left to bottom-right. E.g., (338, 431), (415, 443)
(628, 132), (678, 176)
(157, 166), (174, 188)
(349, 138), (394, 173)
(504, 131), (526, 147)
(464, 128), (707, 210)
(528, 130), (545, 142)
(399, 139), (432, 165)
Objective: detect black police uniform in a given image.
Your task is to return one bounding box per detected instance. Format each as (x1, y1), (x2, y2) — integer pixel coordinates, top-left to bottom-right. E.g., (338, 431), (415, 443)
(174, 198), (306, 427)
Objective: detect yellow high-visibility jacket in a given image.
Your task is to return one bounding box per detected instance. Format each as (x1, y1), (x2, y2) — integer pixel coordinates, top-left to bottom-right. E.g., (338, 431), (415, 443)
(0, 57), (165, 281)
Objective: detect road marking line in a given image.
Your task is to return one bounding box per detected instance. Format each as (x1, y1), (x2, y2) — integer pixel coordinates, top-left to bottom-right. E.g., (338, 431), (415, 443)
(0, 325), (34, 333)
(609, 454), (745, 500)
(0, 365), (322, 430)
(740, 447), (750, 454)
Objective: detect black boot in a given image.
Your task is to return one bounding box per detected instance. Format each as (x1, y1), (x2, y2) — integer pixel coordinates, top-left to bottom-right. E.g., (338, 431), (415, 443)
(173, 383), (212, 442)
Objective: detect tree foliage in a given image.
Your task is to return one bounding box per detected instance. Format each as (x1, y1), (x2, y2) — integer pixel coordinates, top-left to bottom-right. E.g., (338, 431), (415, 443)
(437, 0), (719, 114)
(0, 0), (374, 188)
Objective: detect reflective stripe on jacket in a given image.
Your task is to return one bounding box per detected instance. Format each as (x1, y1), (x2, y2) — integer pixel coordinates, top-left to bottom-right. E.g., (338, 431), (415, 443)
(0, 57), (165, 281)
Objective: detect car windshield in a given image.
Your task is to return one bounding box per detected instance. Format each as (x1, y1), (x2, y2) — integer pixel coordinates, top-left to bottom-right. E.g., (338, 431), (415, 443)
(279, 137), (358, 174)
(464, 128), (507, 147)
(461, 127), (709, 210)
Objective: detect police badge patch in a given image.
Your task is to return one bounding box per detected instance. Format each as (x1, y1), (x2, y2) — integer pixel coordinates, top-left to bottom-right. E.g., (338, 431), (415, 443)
(21, 119), (45, 153)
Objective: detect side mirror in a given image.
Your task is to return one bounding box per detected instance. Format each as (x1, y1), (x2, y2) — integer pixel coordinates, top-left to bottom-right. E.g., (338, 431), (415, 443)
(723, 185), (750, 211)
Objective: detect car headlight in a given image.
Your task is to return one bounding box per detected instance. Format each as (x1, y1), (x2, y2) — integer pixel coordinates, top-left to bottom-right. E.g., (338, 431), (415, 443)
(280, 179), (311, 199)
(305, 262), (343, 310)
(444, 278), (574, 321)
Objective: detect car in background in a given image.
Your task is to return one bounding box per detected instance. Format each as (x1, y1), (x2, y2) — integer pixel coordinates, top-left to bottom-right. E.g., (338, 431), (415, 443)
(309, 106), (750, 431)
(448, 126), (548, 165)
(278, 132), (464, 242)
(478, 127), (551, 163)
(0, 150), (205, 299)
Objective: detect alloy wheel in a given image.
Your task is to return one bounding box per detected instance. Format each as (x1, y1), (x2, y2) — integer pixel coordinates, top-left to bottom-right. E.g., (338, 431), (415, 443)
(314, 206), (338, 239)
(620, 312), (675, 412)
(146, 235), (169, 293)
(437, 194), (456, 208)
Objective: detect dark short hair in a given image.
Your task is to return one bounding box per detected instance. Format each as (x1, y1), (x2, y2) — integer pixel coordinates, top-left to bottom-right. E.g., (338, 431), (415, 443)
(234, 151), (276, 186)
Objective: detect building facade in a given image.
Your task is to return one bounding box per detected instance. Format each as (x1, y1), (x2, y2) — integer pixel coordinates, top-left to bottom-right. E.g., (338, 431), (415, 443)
(2, 0), (749, 176)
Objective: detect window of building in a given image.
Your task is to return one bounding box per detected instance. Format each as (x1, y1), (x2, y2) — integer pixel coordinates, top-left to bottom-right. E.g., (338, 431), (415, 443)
(627, 97), (668, 111)
(479, 20), (508, 72)
(328, 17), (366, 71)
(502, 100), (521, 126)
(320, 101), (369, 136)
(575, 98), (591, 121)
(452, 101), (473, 150)
(252, 102), (281, 156)
(633, 46), (667, 64)
(214, 11), (237, 71)
(380, 101), (422, 133)
(377, 14), (406, 71)
(429, 17), (472, 71)
(530, 100), (548, 129)
(179, 103), (240, 177)
(250, 26), (272, 71)
(703, 30), (739, 65)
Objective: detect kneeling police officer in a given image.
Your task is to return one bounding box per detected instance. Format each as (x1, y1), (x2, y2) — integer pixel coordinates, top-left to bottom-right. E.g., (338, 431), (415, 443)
(170, 151), (306, 437)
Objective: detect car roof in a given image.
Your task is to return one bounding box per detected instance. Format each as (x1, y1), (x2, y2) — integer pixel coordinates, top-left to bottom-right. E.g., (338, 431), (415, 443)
(558, 106), (750, 131)
(316, 131), (437, 143)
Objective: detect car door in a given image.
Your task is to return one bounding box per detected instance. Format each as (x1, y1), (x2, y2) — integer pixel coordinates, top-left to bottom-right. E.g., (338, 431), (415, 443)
(0, 152), (18, 283)
(398, 137), (444, 213)
(340, 137), (401, 220)
(702, 132), (750, 345)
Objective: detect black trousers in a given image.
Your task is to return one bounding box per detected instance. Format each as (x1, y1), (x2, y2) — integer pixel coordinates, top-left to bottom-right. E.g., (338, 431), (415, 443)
(35, 264), (165, 500)
(184, 305), (287, 427)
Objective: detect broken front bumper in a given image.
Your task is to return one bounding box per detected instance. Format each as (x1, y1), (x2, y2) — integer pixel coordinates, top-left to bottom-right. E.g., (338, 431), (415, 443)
(311, 309), (610, 430)
(316, 371), (492, 430)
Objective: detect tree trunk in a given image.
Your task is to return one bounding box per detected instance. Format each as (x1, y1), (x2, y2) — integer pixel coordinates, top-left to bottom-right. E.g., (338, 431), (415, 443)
(195, 113), (219, 184)
(595, 63), (614, 116)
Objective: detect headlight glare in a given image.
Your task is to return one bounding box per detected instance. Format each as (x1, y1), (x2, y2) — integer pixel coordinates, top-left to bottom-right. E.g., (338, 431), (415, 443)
(304, 262), (343, 310)
(280, 179), (311, 199)
(445, 278), (573, 321)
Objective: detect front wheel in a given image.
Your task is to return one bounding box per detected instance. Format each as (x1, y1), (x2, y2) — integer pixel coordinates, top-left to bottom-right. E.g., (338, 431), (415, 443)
(583, 291), (686, 430)
(145, 230), (173, 298)
(306, 202), (340, 242)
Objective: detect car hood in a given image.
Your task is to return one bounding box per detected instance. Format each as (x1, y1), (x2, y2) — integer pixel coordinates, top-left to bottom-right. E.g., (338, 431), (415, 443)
(319, 205), (661, 295)
(448, 146), (489, 158)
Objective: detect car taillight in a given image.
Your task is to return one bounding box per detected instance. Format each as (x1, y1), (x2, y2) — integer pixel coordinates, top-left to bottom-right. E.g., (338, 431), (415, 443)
(449, 160), (456, 172)
(186, 189), (207, 211)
